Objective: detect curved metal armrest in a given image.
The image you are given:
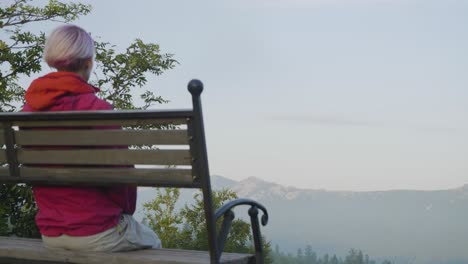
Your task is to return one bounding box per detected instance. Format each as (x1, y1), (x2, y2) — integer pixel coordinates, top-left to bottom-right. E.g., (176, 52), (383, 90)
(214, 198), (269, 264)
(215, 198), (269, 225)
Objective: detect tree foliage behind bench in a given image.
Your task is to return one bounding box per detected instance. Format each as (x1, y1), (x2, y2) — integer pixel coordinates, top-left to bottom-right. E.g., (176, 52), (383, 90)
(144, 188), (273, 264)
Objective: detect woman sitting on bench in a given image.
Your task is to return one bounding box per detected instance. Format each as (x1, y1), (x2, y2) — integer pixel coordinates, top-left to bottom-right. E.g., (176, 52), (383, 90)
(21, 24), (161, 252)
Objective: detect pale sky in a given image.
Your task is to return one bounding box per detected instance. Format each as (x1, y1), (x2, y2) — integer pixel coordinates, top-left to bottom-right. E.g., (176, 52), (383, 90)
(20, 0), (468, 191)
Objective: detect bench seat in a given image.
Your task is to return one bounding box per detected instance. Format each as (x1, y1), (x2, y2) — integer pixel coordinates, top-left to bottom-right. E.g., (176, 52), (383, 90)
(0, 237), (254, 264)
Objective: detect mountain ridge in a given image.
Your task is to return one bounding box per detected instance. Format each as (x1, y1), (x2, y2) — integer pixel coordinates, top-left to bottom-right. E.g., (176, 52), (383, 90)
(136, 175), (468, 264)
(225, 175), (468, 193)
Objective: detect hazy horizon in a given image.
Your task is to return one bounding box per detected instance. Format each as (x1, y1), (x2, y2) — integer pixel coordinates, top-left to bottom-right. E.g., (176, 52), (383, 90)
(214, 174), (468, 192)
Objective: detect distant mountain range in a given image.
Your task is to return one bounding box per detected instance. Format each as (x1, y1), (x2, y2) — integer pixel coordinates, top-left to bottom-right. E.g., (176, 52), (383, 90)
(135, 176), (468, 264)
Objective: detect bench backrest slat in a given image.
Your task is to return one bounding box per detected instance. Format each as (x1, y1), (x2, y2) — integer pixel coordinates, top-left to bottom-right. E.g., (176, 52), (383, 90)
(0, 167), (195, 187)
(18, 149), (192, 165)
(15, 129), (189, 146)
(13, 118), (188, 127)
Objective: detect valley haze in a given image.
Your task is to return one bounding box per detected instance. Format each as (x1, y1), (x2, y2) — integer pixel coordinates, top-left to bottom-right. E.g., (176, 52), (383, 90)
(136, 175), (468, 264)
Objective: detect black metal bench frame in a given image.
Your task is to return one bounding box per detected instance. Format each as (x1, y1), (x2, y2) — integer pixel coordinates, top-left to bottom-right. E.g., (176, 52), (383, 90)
(0, 79), (268, 264)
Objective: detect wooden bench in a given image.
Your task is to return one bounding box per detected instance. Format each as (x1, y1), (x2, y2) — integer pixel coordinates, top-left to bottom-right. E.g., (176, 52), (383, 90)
(0, 80), (269, 264)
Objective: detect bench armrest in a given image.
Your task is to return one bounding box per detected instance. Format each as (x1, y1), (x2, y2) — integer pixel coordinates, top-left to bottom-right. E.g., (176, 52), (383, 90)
(214, 198), (269, 264)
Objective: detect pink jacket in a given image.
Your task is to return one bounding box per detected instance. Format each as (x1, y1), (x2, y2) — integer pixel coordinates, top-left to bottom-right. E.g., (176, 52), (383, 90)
(22, 72), (136, 237)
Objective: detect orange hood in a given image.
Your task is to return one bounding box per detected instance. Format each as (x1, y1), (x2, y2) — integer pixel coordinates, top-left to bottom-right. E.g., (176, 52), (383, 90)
(25, 72), (99, 110)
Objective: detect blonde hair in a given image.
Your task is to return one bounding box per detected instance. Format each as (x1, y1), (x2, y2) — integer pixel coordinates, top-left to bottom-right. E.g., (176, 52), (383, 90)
(44, 25), (95, 71)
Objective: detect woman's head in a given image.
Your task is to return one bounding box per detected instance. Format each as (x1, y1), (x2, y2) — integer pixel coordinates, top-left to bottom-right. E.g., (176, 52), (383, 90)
(44, 25), (95, 80)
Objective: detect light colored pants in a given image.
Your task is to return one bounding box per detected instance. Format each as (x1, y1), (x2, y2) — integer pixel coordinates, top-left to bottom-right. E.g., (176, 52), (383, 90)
(42, 214), (162, 252)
